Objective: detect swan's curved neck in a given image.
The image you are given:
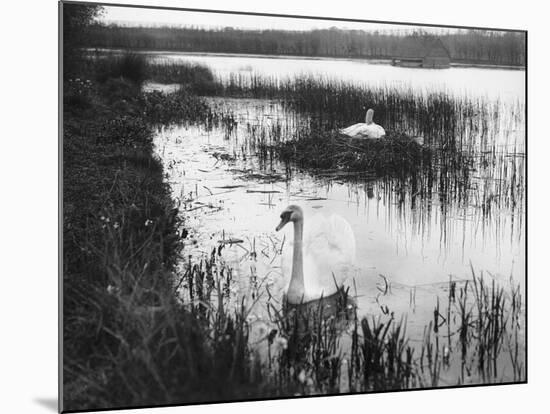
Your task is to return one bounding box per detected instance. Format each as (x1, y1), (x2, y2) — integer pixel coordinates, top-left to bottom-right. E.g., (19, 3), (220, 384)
(287, 218), (305, 303)
(365, 109), (374, 125)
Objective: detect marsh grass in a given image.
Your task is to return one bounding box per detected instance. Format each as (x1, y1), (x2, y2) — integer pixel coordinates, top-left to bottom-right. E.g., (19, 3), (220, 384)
(63, 60), (260, 409)
(93, 53), (149, 86)
(358, 316), (417, 391)
(147, 60), (218, 94)
(251, 268), (524, 397)
(140, 88), (211, 124)
(209, 73), (523, 147)
(416, 271), (524, 387)
(129, 60), (498, 143)
(87, 53), (217, 93)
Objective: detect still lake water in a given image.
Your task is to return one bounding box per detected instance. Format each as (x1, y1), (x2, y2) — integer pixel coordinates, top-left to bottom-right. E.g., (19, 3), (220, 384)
(145, 50), (525, 102)
(148, 52), (525, 383)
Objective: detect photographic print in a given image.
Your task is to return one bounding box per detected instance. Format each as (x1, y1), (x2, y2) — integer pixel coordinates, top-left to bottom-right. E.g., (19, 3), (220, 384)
(61, 1), (526, 412)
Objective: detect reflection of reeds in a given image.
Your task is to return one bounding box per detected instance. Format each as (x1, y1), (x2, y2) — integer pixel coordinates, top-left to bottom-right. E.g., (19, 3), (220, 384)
(260, 267), (526, 395)
(418, 269), (524, 386)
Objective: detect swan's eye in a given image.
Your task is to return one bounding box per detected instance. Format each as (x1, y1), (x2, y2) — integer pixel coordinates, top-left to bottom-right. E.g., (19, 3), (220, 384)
(280, 211), (291, 220)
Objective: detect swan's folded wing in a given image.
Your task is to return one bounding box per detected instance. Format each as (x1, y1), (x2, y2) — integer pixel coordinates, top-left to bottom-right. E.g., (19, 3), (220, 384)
(303, 213), (356, 262)
(328, 214), (356, 264)
(302, 213), (356, 290)
(340, 123), (367, 138)
(372, 124), (386, 138)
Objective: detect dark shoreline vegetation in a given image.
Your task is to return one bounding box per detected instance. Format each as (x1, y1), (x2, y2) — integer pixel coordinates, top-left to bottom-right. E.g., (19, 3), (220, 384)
(85, 24), (526, 67)
(63, 46), (525, 411)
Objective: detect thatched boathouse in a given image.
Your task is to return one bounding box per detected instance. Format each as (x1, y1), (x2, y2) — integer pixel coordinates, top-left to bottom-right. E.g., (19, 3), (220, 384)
(392, 36), (451, 68)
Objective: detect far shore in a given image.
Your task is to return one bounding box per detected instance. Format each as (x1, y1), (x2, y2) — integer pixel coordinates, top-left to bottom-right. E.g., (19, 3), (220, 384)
(85, 47), (526, 71)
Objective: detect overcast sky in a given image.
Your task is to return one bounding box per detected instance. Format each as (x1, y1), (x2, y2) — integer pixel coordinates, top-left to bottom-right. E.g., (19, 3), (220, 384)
(98, 5), (457, 33)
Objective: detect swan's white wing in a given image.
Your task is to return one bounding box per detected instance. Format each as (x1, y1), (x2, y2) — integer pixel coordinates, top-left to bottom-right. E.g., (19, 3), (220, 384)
(327, 214), (356, 265)
(340, 123), (367, 137)
(303, 213), (356, 263)
(302, 213), (356, 298)
(372, 124), (386, 138)
(340, 122), (385, 139)
(358, 124), (385, 139)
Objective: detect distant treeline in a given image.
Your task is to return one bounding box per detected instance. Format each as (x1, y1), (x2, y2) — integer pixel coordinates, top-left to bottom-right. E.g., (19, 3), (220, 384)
(85, 25), (526, 66)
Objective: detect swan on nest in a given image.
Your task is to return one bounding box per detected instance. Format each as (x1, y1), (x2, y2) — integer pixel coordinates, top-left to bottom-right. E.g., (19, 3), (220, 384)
(339, 108), (386, 139)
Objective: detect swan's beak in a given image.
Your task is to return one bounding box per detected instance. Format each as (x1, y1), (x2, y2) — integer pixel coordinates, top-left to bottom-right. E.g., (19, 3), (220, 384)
(276, 217), (289, 232)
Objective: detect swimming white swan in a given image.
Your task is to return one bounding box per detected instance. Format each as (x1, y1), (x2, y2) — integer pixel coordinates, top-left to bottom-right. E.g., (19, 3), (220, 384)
(339, 108), (386, 139)
(276, 205), (356, 304)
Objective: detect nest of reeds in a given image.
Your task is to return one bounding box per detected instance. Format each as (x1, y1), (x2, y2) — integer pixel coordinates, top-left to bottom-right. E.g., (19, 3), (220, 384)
(270, 130), (432, 176)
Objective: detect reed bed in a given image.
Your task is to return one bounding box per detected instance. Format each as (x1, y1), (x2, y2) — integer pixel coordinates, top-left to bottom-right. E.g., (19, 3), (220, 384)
(140, 88), (211, 124)
(168, 256), (525, 398)
(147, 59), (218, 94)
(211, 73), (524, 148)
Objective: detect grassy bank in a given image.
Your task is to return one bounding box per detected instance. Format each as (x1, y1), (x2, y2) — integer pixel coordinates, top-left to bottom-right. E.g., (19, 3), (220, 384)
(62, 60), (264, 410)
